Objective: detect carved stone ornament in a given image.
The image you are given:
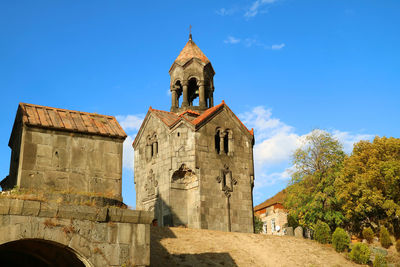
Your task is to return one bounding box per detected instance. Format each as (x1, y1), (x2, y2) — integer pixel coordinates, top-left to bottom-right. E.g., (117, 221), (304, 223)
(144, 169), (158, 197)
(216, 164), (237, 198)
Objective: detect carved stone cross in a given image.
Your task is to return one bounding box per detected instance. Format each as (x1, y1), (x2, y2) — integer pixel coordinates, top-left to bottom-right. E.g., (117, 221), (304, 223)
(216, 164), (237, 198)
(145, 169), (158, 197)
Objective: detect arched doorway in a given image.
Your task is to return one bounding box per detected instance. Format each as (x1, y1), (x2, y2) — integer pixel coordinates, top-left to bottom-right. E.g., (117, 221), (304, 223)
(0, 239), (90, 267)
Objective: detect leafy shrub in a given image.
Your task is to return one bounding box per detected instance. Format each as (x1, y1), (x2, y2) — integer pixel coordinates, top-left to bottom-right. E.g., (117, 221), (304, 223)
(254, 215), (264, 234)
(379, 226), (392, 249)
(396, 239), (400, 253)
(332, 227), (350, 252)
(373, 253), (387, 267)
(349, 243), (371, 264)
(363, 227), (374, 243)
(314, 221), (331, 244)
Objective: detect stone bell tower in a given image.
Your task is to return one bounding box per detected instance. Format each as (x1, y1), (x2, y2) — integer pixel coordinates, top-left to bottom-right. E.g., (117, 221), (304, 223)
(133, 34), (255, 233)
(169, 34), (215, 113)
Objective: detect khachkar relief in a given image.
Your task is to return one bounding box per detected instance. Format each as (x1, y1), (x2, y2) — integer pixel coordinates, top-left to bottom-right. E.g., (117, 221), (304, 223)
(216, 165), (237, 198)
(143, 169), (158, 210)
(216, 165), (237, 232)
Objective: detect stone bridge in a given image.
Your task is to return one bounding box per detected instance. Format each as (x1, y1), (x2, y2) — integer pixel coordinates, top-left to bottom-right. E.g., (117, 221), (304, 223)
(0, 198), (152, 266)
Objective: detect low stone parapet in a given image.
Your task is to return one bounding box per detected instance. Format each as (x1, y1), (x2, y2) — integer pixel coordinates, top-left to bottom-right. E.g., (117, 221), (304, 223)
(0, 198), (153, 266)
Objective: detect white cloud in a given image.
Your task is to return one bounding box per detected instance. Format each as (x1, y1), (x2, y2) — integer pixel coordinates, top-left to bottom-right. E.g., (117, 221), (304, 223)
(216, 7), (237, 16)
(122, 135), (135, 170)
(271, 43), (285, 50)
(255, 168), (292, 188)
(245, 0), (278, 18)
(116, 114), (144, 132)
(116, 114), (144, 170)
(225, 36), (285, 50)
(239, 106), (373, 197)
(244, 38), (258, 47)
(332, 130), (373, 153)
(224, 36), (241, 44)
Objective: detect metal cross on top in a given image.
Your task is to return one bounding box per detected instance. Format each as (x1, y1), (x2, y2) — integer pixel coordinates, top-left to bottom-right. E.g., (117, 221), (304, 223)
(189, 25), (193, 40)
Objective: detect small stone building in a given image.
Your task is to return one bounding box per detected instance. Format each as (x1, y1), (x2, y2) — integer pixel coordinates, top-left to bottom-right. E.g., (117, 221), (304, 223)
(0, 103), (152, 266)
(133, 35), (255, 233)
(254, 189), (288, 235)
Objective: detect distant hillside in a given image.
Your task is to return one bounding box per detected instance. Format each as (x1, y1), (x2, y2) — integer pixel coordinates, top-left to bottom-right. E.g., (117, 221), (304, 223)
(150, 226), (357, 267)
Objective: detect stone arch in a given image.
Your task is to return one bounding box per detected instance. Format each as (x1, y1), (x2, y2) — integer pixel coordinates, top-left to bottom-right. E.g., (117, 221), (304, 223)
(187, 77), (199, 106)
(0, 238), (92, 267)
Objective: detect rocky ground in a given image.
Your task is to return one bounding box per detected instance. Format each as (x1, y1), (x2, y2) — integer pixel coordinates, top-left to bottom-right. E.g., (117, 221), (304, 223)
(150, 226), (360, 267)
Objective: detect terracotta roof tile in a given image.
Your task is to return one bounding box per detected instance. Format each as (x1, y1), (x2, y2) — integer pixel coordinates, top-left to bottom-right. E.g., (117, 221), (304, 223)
(19, 103), (127, 139)
(179, 110), (200, 117)
(149, 101), (253, 136)
(150, 108), (180, 127)
(254, 189), (287, 212)
(191, 102), (225, 125)
(174, 39), (210, 65)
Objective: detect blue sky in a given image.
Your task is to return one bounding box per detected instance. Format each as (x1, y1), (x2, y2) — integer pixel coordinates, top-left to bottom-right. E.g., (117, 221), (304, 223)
(1, 0), (399, 207)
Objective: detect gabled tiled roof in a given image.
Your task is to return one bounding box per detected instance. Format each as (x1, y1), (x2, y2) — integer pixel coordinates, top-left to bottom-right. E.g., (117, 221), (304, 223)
(133, 101), (254, 148)
(191, 102), (225, 125)
(178, 110), (200, 117)
(149, 108), (180, 127)
(174, 37), (210, 65)
(18, 103), (127, 139)
(254, 189), (287, 212)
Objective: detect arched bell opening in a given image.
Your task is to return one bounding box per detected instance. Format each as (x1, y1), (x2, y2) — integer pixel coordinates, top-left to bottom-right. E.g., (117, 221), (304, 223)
(187, 78), (199, 106)
(0, 239), (91, 267)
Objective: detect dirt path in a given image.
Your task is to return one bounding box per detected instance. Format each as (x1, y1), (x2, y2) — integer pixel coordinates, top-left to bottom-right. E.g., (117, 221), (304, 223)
(150, 226), (358, 267)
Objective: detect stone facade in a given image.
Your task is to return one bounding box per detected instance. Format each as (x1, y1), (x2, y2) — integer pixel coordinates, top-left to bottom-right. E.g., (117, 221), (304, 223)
(258, 205), (288, 235)
(133, 35), (255, 233)
(254, 189), (288, 235)
(0, 103), (152, 266)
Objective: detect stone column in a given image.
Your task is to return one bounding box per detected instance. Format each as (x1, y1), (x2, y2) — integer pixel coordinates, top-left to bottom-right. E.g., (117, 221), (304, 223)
(219, 131), (226, 155)
(199, 80), (206, 108)
(182, 81), (189, 107)
(228, 131), (234, 156)
(152, 142), (158, 156)
(210, 86), (214, 107)
(171, 86), (177, 109)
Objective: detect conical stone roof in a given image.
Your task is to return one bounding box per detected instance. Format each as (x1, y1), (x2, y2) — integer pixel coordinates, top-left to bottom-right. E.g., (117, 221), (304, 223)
(174, 34), (210, 65)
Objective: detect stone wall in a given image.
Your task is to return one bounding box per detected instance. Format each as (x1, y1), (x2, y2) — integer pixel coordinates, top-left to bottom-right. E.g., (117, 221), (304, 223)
(134, 115), (199, 227)
(12, 126), (123, 200)
(259, 207), (288, 235)
(196, 109), (254, 233)
(0, 198), (152, 266)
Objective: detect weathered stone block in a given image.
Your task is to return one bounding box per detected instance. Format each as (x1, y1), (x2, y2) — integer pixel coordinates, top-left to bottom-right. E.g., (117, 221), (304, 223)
(9, 199), (24, 215)
(21, 200), (40, 216)
(39, 202), (58, 217)
(294, 226), (303, 238)
(0, 198), (11, 215)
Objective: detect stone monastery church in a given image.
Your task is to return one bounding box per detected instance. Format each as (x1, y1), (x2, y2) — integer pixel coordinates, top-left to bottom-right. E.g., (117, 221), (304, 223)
(0, 34), (255, 267)
(133, 34), (255, 233)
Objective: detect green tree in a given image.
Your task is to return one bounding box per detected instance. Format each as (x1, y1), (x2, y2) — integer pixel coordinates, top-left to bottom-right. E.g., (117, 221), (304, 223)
(335, 137), (400, 235)
(285, 130), (346, 230)
(254, 215), (264, 234)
